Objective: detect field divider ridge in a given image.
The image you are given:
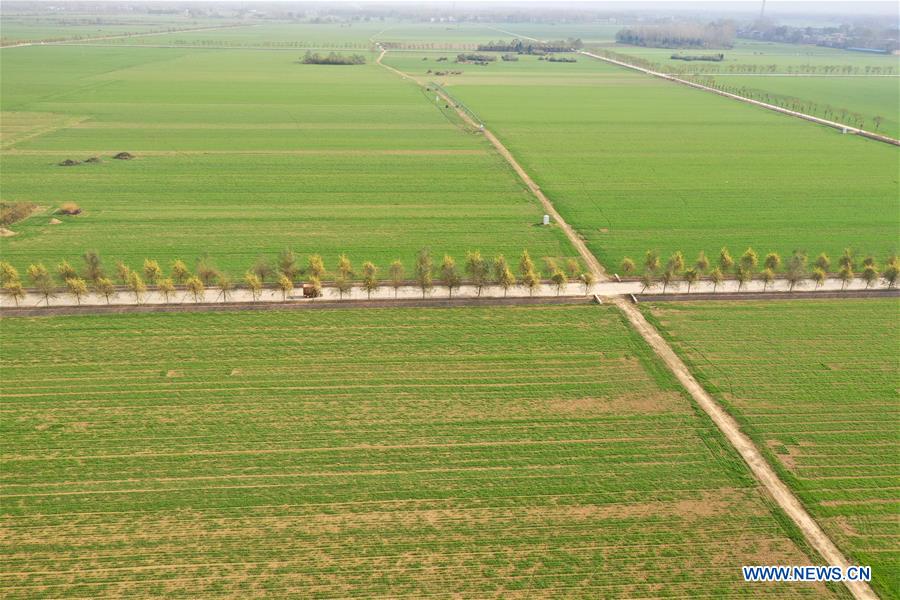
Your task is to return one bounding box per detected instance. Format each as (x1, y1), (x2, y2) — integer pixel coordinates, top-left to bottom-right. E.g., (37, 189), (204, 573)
(611, 295), (878, 600)
(375, 46), (607, 281)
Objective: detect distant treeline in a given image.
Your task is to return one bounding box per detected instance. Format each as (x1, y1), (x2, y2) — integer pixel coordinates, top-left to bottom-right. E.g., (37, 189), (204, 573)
(740, 22), (899, 53)
(671, 53), (724, 62)
(456, 53), (496, 64)
(545, 56), (577, 63)
(476, 38), (583, 54)
(300, 51), (366, 65)
(616, 21), (735, 49)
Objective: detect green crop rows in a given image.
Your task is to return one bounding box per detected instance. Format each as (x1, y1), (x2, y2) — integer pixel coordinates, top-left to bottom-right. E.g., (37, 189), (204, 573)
(392, 51), (899, 274)
(643, 298), (900, 598)
(0, 44), (575, 276)
(0, 305), (834, 597)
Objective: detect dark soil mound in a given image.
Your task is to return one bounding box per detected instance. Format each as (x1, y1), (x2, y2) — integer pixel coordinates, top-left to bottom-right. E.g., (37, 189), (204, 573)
(58, 159), (81, 167)
(113, 152), (135, 160)
(85, 156), (102, 164)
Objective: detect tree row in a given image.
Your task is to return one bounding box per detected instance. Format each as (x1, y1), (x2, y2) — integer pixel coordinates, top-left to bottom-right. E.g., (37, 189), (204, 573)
(0, 249), (595, 306)
(620, 248), (899, 292)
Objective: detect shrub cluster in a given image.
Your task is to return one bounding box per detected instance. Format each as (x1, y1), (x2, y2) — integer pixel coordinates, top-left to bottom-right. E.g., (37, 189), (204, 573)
(616, 22), (735, 49)
(671, 53), (724, 62)
(300, 51), (365, 65)
(0, 202), (36, 226)
(476, 38), (583, 54)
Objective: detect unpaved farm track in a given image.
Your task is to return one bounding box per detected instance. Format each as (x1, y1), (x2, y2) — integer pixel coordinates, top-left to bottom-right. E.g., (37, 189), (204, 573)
(612, 296), (878, 600)
(0, 24), (253, 49)
(376, 47), (606, 281)
(0, 295), (594, 318)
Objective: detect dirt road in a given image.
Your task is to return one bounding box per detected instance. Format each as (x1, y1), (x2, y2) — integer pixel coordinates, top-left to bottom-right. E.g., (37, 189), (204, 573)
(613, 296), (878, 600)
(376, 47), (607, 281)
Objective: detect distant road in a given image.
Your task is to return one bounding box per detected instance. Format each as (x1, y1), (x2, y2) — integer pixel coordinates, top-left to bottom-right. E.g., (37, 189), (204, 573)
(0, 23), (253, 49)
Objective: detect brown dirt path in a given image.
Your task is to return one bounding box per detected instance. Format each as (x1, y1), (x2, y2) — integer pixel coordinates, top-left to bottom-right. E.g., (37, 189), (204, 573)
(376, 47), (606, 281)
(611, 296), (877, 600)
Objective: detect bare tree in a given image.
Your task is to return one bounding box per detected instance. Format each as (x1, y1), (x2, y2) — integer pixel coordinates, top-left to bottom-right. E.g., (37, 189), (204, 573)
(216, 274), (234, 302)
(667, 251), (685, 275)
(337, 254), (353, 280)
(761, 268), (775, 291)
(3, 280), (26, 306)
(565, 258), (581, 279)
(838, 248), (854, 271)
(334, 276), (352, 299)
(719, 247), (734, 271)
(811, 267), (826, 290)
(362, 261), (379, 299)
(171, 259), (190, 284)
(82, 250), (104, 284)
(243, 272), (262, 301)
(813, 253), (830, 272)
(740, 247), (758, 273)
(307, 254), (325, 280)
(709, 267), (724, 292)
(785, 269), (803, 292)
(186, 276), (205, 303)
(465, 251), (488, 297)
(127, 271), (147, 303)
(115, 260), (131, 285)
(640, 272), (654, 293)
(550, 269), (567, 296)
(881, 263), (898, 288)
(27, 263), (50, 286)
(764, 252), (781, 272)
(644, 250), (660, 273)
(620, 257), (636, 276)
(252, 257), (273, 283)
(695, 251), (709, 273)
(306, 276), (322, 299)
(279, 249), (300, 281)
(838, 266), (853, 290)
(521, 268), (540, 296)
(862, 265), (878, 289)
(580, 271), (596, 294)
(519, 250), (535, 279)
(277, 274), (293, 301)
(196, 256), (219, 285)
(157, 278), (175, 304)
(736, 266), (751, 291)
(389, 260), (404, 298)
(94, 277), (116, 304)
(683, 268), (698, 293)
(0, 261), (19, 286)
(57, 260), (77, 282)
(143, 259), (162, 285)
(441, 255), (461, 298)
(65, 277), (88, 305)
(415, 248), (433, 299)
(34, 277), (56, 306)
(660, 269), (676, 293)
